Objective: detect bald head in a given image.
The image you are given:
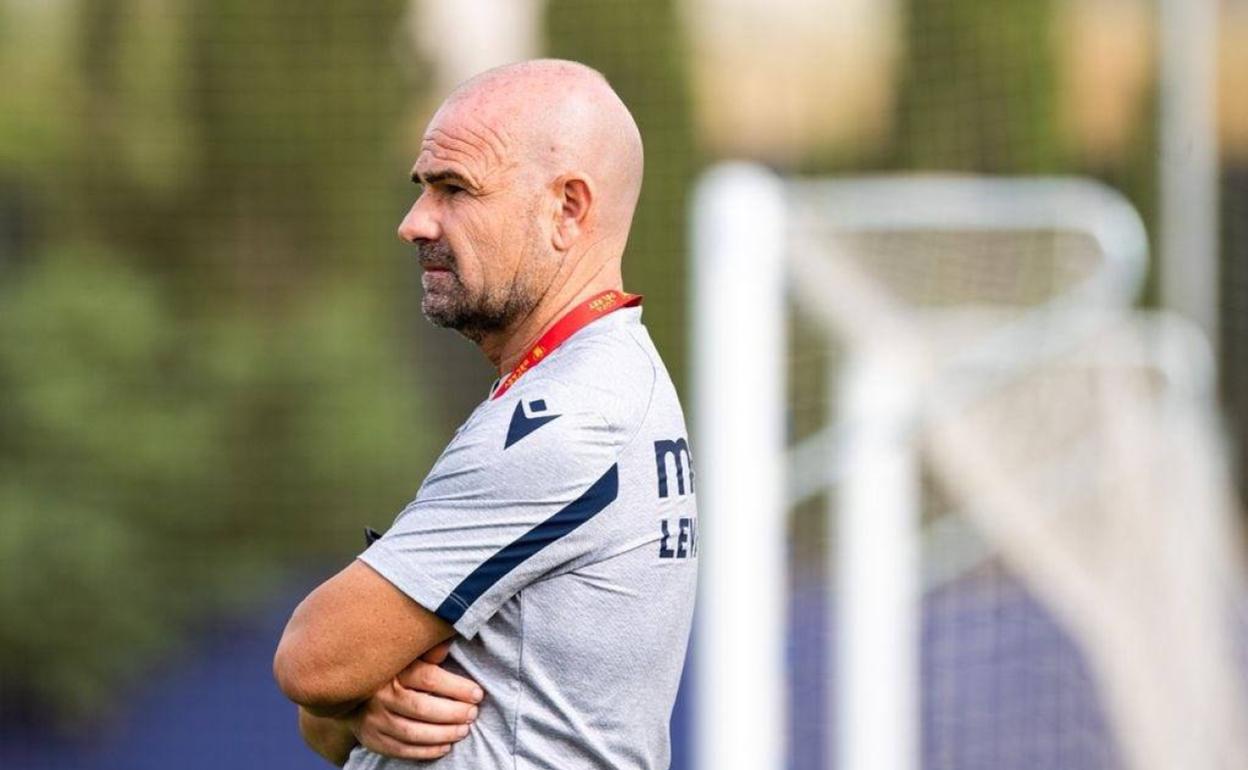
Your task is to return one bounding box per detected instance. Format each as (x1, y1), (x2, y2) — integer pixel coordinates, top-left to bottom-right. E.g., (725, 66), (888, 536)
(398, 59), (644, 356)
(438, 59), (644, 239)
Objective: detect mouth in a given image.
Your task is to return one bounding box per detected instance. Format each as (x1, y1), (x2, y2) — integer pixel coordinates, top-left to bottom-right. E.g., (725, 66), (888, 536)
(420, 264), (456, 292)
(416, 241), (456, 275)
(419, 260), (456, 276)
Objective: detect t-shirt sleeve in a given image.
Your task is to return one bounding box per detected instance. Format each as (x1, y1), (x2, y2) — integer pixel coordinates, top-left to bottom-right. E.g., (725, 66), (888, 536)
(358, 384), (623, 639)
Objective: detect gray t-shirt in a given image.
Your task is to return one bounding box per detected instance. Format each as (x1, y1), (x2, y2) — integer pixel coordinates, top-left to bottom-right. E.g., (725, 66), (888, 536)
(351, 306), (698, 770)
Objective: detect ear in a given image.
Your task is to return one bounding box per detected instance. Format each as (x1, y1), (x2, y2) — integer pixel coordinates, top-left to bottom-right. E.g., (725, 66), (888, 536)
(551, 176), (593, 251)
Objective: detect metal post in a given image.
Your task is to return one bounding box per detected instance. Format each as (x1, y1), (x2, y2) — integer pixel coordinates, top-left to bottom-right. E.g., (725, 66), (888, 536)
(692, 163), (788, 770)
(834, 353), (920, 770)
(1159, 0), (1221, 340)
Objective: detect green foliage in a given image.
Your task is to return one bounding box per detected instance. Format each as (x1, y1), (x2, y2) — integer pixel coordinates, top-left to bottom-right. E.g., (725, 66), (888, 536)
(544, 0), (699, 388)
(0, 250), (200, 715)
(0, 0), (433, 721)
(892, 0), (1063, 173)
(0, 2), (86, 169)
(889, 0), (1158, 301)
(0, 249), (431, 719)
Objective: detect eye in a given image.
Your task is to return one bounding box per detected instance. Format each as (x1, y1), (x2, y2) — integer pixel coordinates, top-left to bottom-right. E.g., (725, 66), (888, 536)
(443, 182), (465, 195)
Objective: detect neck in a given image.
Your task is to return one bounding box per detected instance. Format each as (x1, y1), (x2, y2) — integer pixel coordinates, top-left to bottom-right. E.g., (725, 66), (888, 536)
(482, 260), (623, 376)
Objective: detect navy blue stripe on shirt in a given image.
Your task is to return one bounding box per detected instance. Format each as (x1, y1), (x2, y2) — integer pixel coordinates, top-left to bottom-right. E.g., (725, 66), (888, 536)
(435, 463), (620, 625)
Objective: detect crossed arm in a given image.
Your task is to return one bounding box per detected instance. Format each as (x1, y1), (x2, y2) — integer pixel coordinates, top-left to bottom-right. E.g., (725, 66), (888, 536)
(275, 560), (483, 765)
(274, 559), (454, 715)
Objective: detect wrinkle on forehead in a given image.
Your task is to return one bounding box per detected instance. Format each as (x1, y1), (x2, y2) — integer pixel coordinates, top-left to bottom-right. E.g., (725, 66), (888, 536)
(426, 117), (511, 167)
(417, 118), (516, 189)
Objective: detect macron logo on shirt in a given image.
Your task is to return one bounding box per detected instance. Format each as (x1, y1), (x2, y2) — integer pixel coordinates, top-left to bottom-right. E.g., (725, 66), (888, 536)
(505, 399), (560, 449)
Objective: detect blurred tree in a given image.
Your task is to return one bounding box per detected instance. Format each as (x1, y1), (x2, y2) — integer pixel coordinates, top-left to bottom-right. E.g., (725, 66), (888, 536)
(891, 0), (1063, 173)
(0, 248), (232, 715)
(544, 0), (698, 389)
(0, 0), (435, 721)
(888, 0), (1159, 296)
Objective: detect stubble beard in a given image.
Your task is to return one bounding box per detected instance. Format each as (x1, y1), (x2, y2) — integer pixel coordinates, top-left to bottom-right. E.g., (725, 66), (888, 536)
(418, 240), (542, 344)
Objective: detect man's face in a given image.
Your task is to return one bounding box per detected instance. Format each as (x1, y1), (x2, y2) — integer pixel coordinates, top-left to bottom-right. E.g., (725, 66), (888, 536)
(397, 102), (554, 342)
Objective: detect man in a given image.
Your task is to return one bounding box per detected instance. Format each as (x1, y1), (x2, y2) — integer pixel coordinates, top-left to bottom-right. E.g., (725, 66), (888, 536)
(274, 59), (698, 769)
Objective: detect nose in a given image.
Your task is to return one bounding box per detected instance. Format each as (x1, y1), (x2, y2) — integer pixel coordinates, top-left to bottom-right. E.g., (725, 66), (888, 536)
(397, 194), (440, 244)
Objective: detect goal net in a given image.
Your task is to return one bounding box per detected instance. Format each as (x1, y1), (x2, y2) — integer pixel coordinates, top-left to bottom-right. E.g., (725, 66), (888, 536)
(691, 164), (1248, 770)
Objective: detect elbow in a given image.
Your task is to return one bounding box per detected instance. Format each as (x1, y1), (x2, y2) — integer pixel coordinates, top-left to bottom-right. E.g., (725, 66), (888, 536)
(273, 633), (354, 716)
(273, 634), (315, 706)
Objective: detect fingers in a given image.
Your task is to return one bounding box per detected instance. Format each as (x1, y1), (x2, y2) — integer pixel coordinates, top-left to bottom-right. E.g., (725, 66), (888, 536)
(351, 691), (475, 761)
(358, 728), (454, 762)
(420, 640), (454, 664)
(381, 684), (480, 725)
(350, 650), (485, 764)
(396, 659), (485, 706)
(377, 716), (472, 747)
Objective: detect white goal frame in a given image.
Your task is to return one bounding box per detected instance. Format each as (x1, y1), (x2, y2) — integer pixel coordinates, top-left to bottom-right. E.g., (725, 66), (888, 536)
(689, 163), (1148, 770)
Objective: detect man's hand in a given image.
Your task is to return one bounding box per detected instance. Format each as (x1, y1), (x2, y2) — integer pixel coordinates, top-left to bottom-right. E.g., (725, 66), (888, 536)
(345, 641), (485, 762)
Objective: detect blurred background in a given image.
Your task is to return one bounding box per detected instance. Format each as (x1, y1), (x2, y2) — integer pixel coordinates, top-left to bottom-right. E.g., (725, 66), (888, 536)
(0, 1), (1245, 769)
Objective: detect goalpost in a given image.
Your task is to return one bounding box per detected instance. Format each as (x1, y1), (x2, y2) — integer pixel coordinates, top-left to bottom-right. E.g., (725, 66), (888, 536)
(691, 163), (1248, 770)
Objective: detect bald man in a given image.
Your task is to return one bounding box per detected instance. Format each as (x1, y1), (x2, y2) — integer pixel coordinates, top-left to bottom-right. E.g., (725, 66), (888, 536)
(274, 60), (698, 769)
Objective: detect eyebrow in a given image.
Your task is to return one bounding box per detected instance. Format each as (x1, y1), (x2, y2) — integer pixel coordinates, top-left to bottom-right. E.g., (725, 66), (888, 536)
(411, 168), (475, 189)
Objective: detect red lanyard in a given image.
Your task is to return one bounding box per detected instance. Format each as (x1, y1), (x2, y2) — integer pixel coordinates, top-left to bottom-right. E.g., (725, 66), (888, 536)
(491, 289), (642, 400)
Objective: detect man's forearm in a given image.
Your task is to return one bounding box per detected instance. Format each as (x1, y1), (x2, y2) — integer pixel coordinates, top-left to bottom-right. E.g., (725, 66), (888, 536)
(298, 705), (359, 767)
(273, 561), (454, 714)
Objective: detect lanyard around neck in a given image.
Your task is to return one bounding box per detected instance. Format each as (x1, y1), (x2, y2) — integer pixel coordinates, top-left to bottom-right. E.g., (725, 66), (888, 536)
(491, 289), (642, 400)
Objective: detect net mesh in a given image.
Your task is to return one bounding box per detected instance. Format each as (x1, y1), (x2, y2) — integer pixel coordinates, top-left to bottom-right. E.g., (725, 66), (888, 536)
(926, 320), (1248, 770)
(782, 179), (1248, 770)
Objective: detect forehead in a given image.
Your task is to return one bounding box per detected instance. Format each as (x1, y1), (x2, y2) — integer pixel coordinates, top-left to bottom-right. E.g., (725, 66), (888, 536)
(414, 98), (519, 180)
